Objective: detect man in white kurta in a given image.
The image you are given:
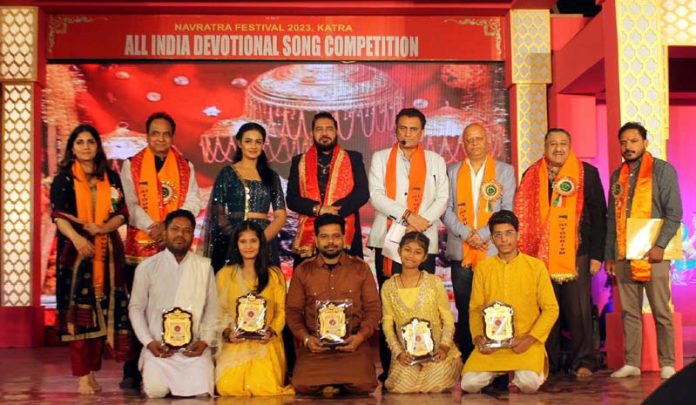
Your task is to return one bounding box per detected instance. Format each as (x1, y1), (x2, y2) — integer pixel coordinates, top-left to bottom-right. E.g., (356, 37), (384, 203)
(129, 210), (217, 398)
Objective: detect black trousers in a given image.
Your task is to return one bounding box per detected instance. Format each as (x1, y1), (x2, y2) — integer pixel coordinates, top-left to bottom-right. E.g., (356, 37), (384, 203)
(450, 261), (475, 361)
(122, 263), (142, 384)
(373, 248), (436, 378)
(545, 254), (596, 373)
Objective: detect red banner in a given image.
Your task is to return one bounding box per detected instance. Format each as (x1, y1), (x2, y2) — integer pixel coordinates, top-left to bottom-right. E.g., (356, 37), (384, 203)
(48, 15), (503, 61)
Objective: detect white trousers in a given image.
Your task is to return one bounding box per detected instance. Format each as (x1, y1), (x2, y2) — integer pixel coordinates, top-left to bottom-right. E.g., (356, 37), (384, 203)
(141, 349), (214, 398)
(461, 370), (544, 394)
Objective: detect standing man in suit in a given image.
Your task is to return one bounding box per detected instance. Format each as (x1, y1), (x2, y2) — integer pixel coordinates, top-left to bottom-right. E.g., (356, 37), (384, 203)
(441, 123), (516, 360)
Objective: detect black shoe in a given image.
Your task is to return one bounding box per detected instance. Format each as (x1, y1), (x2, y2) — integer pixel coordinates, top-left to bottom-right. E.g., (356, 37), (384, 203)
(119, 377), (141, 390)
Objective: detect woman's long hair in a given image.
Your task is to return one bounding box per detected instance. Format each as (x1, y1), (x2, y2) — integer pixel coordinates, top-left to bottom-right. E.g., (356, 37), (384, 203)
(59, 124), (108, 178)
(227, 221), (270, 293)
(233, 122), (275, 188)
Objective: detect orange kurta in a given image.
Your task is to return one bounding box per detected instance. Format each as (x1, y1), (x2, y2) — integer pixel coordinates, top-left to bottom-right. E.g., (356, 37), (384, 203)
(463, 253), (559, 376)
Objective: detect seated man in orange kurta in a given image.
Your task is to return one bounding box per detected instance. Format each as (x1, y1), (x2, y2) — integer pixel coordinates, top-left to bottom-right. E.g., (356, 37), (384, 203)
(461, 210), (559, 394)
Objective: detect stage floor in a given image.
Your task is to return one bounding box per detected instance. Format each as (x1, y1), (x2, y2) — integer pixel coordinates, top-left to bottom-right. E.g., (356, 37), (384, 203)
(0, 347), (690, 404)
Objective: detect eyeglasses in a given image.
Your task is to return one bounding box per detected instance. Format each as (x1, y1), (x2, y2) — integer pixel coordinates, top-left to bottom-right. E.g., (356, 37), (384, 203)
(491, 230), (516, 240)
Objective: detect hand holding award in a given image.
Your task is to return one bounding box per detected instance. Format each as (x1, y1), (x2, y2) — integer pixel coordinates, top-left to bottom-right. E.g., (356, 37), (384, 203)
(481, 301), (514, 349)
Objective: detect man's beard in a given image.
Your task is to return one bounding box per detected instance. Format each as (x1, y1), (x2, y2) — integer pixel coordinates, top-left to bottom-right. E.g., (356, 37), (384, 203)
(314, 138), (337, 152)
(318, 246), (342, 259)
(623, 150), (643, 162)
(166, 241), (191, 256)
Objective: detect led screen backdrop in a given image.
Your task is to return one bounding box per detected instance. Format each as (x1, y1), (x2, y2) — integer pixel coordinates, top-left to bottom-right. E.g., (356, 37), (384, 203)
(40, 62), (510, 310)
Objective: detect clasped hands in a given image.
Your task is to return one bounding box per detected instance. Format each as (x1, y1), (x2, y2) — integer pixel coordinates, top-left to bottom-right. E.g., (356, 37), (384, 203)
(147, 221), (166, 246)
(465, 230), (488, 251)
(304, 333), (364, 353)
(473, 334), (536, 355)
(147, 339), (208, 358)
(396, 343), (450, 366)
(223, 327), (274, 344)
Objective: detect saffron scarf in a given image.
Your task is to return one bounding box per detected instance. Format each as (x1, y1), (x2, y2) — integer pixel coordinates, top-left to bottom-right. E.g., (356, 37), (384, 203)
(384, 144), (427, 276)
(614, 152), (654, 281)
(72, 161), (112, 296)
(515, 152), (584, 282)
(293, 145), (356, 257)
(126, 146), (190, 260)
(456, 156), (501, 267)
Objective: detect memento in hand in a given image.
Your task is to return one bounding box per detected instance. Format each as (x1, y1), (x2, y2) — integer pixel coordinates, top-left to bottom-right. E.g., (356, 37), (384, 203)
(481, 301), (514, 349)
(401, 317), (435, 364)
(162, 307), (193, 349)
(234, 292), (268, 340)
(316, 300), (352, 346)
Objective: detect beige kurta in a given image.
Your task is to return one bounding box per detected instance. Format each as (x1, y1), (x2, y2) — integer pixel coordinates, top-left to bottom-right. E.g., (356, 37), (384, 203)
(381, 272), (462, 393)
(463, 253), (559, 376)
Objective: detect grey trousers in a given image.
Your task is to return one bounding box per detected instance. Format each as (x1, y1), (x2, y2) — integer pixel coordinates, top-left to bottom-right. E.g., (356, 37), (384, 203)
(614, 260), (675, 368)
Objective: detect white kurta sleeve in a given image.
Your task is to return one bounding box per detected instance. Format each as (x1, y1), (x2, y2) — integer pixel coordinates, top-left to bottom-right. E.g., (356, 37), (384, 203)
(179, 161), (202, 217)
(128, 262), (155, 346)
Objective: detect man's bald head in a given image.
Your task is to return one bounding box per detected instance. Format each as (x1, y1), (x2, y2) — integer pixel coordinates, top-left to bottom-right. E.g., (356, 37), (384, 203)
(462, 123), (489, 162)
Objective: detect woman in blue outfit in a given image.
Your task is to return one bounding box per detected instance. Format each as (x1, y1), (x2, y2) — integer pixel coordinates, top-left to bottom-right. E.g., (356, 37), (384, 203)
(200, 122), (287, 271)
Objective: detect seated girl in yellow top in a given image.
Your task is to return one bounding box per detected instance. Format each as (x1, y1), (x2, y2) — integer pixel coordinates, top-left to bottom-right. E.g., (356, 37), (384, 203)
(215, 221), (294, 396)
(381, 231), (462, 393)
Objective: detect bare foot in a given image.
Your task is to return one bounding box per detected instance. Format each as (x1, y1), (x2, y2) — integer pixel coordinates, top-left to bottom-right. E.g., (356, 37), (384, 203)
(88, 371), (102, 392)
(78, 375), (96, 395)
(451, 383), (463, 402)
(576, 367), (593, 379)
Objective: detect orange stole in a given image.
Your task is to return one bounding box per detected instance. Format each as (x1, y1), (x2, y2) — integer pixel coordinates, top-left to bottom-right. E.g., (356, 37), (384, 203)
(293, 145), (356, 257)
(384, 144), (426, 276)
(515, 152), (584, 282)
(72, 162), (112, 296)
(456, 156), (498, 267)
(614, 152), (654, 281)
(125, 146), (190, 261)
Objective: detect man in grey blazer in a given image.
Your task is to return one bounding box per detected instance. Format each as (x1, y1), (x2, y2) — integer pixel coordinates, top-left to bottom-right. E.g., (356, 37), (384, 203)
(441, 123), (516, 359)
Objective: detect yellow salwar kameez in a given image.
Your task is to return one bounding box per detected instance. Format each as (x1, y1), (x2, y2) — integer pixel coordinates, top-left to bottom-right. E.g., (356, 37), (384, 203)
(462, 253), (559, 376)
(215, 265), (294, 396)
(381, 272), (462, 393)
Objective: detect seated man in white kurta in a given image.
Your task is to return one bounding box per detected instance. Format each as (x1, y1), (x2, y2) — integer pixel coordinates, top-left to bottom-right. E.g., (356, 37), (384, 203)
(129, 209), (218, 398)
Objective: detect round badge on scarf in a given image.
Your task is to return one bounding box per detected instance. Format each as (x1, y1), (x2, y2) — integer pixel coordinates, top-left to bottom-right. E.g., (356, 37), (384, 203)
(553, 177), (577, 196)
(161, 181), (177, 204)
(481, 181), (503, 202)
(481, 181), (503, 212)
(611, 182), (623, 198)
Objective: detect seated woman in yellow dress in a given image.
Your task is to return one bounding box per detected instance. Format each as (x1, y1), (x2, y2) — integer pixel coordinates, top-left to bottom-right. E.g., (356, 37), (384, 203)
(215, 221), (294, 396)
(381, 231), (463, 393)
